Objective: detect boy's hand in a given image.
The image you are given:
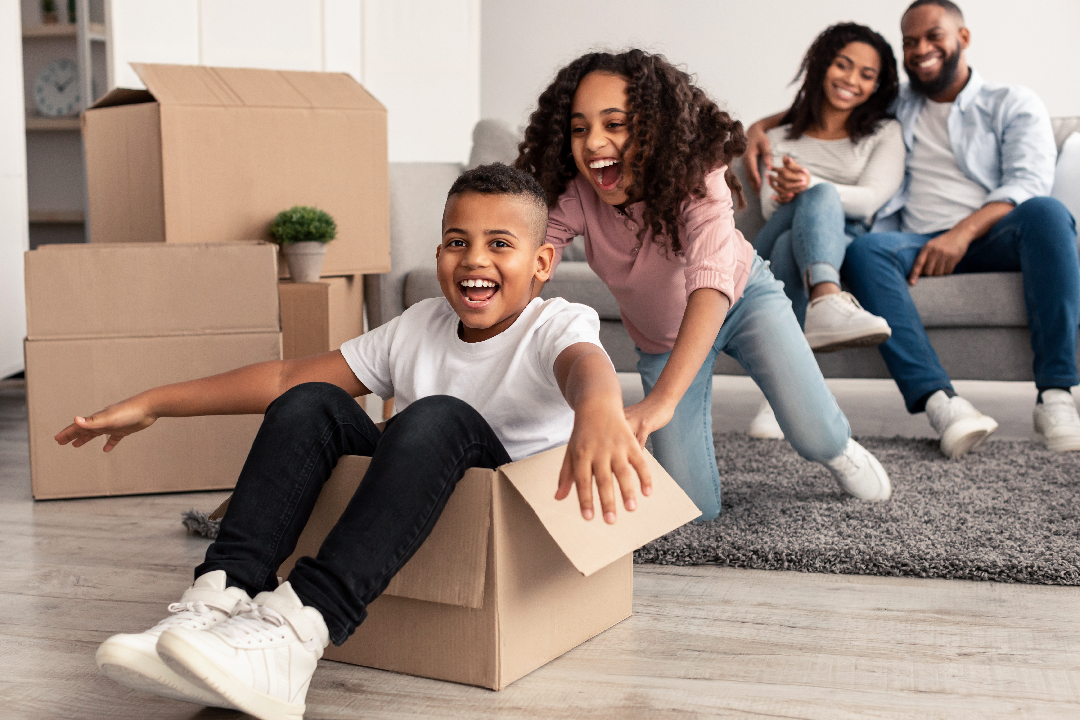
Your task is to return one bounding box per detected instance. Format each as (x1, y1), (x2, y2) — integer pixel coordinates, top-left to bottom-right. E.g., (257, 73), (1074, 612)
(556, 398), (652, 524)
(55, 399), (157, 452)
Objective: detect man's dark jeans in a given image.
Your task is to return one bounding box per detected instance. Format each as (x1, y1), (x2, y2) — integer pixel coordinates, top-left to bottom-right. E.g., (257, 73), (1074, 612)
(844, 197), (1079, 412)
(196, 383), (512, 645)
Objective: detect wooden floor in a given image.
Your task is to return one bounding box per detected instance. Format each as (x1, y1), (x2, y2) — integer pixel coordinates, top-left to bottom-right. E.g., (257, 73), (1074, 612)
(3, 379), (1080, 719)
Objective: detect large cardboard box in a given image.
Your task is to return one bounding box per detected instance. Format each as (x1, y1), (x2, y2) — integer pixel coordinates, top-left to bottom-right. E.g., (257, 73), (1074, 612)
(82, 63), (391, 279)
(263, 447), (700, 689)
(279, 276), (364, 360)
(24, 243), (283, 499)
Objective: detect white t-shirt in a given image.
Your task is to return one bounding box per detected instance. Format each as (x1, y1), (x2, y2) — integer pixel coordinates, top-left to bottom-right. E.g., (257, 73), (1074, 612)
(902, 99), (989, 234)
(339, 296), (605, 462)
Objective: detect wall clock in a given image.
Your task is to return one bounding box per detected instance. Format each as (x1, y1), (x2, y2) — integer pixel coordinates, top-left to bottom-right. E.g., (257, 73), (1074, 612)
(33, 59), (81, 117)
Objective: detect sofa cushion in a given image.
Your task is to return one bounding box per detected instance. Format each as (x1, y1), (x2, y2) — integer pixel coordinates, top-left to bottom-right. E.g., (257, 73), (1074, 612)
(1052, 132), (1080, 221)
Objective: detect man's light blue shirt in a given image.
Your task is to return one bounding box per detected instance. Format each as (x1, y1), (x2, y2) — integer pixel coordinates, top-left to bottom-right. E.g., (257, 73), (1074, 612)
(873, 68), (1057, 231)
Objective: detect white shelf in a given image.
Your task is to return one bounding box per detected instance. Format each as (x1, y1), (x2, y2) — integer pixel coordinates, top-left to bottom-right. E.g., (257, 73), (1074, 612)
(22, 22), (106, 41)
(25, 116), (81, 132)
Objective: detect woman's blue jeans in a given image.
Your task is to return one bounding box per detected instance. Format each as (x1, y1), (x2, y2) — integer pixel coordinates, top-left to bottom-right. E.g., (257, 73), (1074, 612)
(844, 197), (1079, 412)
(752, 183), (864, 326)
(636, 256), (851, 520)
(196, 383), (511, 646)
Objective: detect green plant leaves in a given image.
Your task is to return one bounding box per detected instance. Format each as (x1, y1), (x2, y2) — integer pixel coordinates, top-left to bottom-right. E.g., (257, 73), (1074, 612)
(268, 205), (338, 245)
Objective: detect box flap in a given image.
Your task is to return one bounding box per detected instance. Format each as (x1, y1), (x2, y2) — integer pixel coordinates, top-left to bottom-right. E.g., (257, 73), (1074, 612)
(498, 446), (701, 576)
(130, 63), (384, 110)
(90, 87), (156, 110)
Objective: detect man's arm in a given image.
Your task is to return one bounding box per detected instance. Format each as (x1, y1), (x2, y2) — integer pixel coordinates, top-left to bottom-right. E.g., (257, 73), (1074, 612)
(742, 111), (786, 194)
(553, 342), (652, 524)
(908, 202), (1014, 285)
(55, 350), (368, 451)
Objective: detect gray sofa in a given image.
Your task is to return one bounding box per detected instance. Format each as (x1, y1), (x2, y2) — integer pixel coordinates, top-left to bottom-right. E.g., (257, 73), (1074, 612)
(366, 117), (1080, 380)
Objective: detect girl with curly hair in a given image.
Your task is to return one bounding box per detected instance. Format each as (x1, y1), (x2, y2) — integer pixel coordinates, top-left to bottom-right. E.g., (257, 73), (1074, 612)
(517, 49), (892, 520)
(749, 23), (905, 438)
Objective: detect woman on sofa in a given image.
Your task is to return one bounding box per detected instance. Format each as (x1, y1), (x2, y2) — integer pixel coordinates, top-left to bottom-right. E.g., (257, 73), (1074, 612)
(749, 22), (906, 439)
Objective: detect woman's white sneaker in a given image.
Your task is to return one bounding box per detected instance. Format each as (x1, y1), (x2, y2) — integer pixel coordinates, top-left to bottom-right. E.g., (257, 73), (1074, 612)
(803, 292), (892, 353)
(1032, 389), (1080, 452)
(158, 581), (329, 720)
(95, 570), (248, 708)
(925, 391), (999, 459)
(748, 400), (785, 440)
(824, 439), (892, 501)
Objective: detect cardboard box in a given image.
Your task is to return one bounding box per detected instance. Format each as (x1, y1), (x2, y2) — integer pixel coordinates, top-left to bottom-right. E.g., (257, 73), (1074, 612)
(24, 243), (283, 499)
(82, 63), (391, 279)
(257, 446), (700, 689)
(279, 276), (364, 360)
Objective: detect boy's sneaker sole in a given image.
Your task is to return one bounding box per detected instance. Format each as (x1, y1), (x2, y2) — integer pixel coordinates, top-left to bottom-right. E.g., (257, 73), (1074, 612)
(1031, 429), (1080, 452)
(941, 415), (999, 459)
(158, 630), (305, 720)
(96, 636), (233, 708)
(807, 329), (891, 354)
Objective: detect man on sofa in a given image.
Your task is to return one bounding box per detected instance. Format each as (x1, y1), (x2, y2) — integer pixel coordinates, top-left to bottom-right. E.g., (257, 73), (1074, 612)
(743, 0), (1079, 459)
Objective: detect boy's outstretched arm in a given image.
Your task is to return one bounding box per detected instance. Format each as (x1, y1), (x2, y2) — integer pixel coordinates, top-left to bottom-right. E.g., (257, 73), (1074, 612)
(55, 350), (368, 452)
(553, 342), (652, 524)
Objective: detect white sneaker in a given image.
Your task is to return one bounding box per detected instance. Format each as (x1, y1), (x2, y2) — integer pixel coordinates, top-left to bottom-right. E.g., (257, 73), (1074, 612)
(748, 400), (785, 440)
(95, 570), (248, 707)
(803, 292), (892, 353)
(824, 438), (892, 501)
(1032, 389), (1080, 452)
(158, 581), (329, 720)
(925, 390), (999, 459)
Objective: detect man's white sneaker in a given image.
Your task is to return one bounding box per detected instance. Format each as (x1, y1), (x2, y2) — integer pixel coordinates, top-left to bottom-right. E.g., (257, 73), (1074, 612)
(824, 438), (892, 501)
(748, 400), (785, 440)
(803, 292), (892, 353)
(95, 570), (248, 707)
(925, 390), (999, 459)
(1032, 389), (1080, 452)
(158, 581), (329, 720)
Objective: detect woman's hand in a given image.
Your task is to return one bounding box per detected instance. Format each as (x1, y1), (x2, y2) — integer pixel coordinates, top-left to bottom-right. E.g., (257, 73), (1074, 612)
(742, 121), (773, 195)
(623, 394), (676, 447)
(768, 156), (811, 203)
(54, 398), (158, 452)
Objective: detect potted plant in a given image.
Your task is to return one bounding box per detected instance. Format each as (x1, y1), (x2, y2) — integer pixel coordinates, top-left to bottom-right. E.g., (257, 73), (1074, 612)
(41, 0), (58, 24)
(268, 205), (337, 283)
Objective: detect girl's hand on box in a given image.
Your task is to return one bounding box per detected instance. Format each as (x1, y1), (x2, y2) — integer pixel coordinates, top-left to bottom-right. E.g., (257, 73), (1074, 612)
(55, 399), (157, 452)
(557, 397), (653, 524)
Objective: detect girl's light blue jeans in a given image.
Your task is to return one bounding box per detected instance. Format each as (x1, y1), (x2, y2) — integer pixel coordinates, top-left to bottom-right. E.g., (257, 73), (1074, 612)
(752, 183), (865, 326)
(635, 255), (851, 520)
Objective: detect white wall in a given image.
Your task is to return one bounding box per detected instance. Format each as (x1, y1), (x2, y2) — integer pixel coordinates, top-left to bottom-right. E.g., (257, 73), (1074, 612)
(481, 0), (1080, 131)
(108, 0), (480, 163)
(1, 1), (30, 377)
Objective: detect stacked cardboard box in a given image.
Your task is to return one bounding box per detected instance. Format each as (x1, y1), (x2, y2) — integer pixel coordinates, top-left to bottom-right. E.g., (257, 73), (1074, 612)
(279, 276), (365, 360)
(24, 243), (282, 499)
(81, 63), (391, 281)
(211, 446), (700, 690)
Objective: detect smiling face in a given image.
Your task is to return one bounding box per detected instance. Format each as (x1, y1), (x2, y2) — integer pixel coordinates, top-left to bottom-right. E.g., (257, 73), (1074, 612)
(437, 192), (554, 343)
(570, 71), (636, 206)
(822, 41), (881, 114)
(901, 4), (970, 100)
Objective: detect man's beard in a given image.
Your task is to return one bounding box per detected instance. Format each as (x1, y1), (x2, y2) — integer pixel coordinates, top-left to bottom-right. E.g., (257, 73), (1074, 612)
(906, 42), (963, 98)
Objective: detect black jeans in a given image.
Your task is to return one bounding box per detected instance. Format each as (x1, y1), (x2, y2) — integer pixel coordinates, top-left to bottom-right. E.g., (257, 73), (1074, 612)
(196, 383), (512, 645)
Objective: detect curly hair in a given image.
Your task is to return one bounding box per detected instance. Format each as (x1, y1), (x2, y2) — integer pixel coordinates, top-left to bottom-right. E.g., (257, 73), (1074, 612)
(515, 49), (746, 257)
(781, 23), (899, 143)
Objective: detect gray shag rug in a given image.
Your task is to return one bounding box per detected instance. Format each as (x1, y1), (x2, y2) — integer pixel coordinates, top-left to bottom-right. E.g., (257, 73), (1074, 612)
(183, 434), (1080, 585)
(635, 433), (1080, 585)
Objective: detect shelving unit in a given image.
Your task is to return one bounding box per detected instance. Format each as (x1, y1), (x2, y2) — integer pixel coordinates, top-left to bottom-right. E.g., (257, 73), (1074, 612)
(21, 0), (108, 248)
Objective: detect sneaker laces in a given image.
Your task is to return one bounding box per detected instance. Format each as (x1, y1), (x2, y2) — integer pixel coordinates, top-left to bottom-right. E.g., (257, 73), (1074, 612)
(1040, 396), (1080, 426)
(151, 600), (221, 633)
(827, 292), (868, 316)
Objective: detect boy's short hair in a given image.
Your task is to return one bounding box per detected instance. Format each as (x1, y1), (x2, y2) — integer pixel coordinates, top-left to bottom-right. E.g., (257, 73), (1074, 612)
(446, 163), (549, 245)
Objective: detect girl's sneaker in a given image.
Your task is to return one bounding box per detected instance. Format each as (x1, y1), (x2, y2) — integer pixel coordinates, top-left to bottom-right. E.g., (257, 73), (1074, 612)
(95, 570), (249, 707)
(158, 581), (329, 720)
(747, 400), (785, 440)
(824, 439), (892, 501)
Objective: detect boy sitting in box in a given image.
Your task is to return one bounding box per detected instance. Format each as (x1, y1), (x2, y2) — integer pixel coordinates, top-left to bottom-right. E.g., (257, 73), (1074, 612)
(56, 164), (650, 720)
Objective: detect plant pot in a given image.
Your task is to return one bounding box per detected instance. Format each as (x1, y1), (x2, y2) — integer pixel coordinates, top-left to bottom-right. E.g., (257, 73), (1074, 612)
(42, 12), (58, 23)
(282, 242), (328, 283)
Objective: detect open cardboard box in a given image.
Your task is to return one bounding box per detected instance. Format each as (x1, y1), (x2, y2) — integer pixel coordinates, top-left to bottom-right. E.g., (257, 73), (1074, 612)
(24, 243), (282, 499)
(212, 445), (700, 689)
(82, 63), (391, 279)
